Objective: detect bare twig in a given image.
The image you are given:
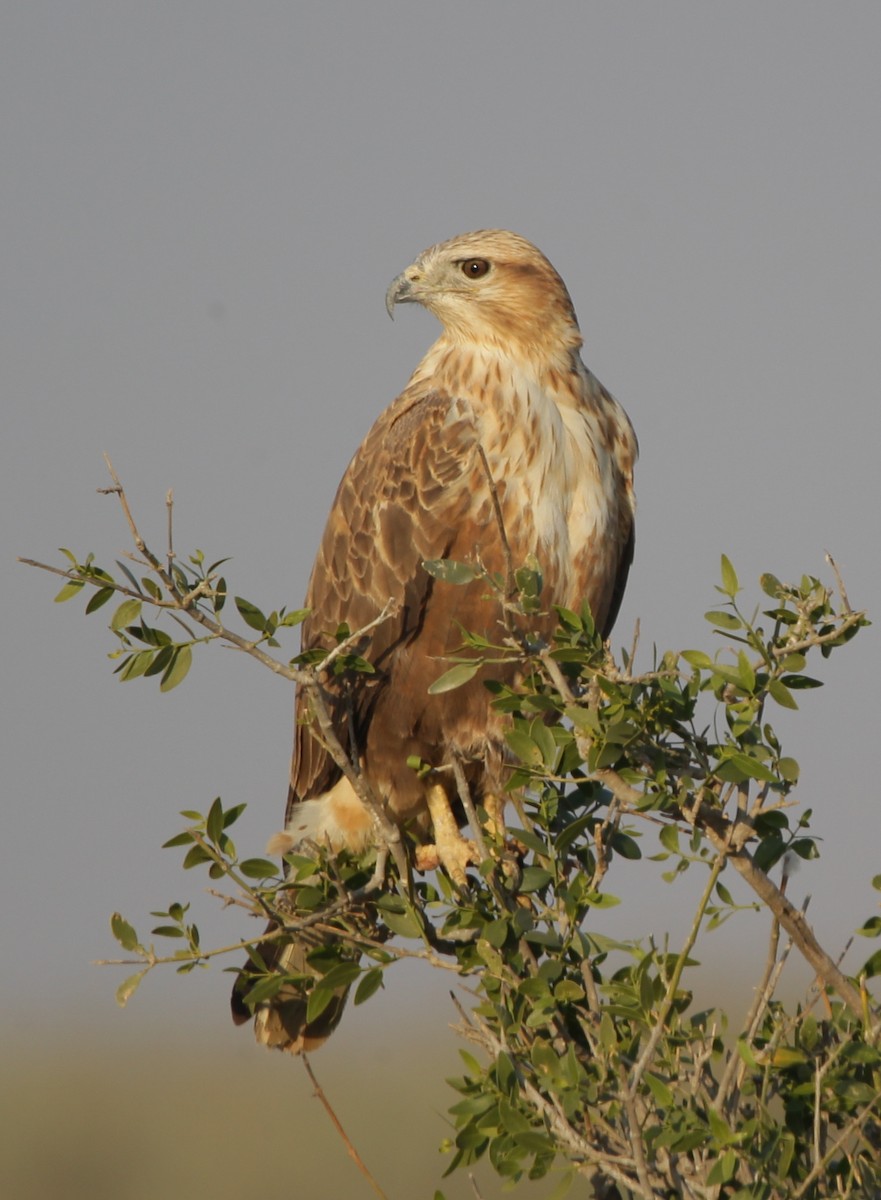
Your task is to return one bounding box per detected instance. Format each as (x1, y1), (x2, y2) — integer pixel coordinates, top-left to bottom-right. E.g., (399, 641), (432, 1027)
(450, 753), (490, 863)
(166, 487), (174, 576)
(467, 1173), (485, 1200)
(628, 617), (641, 668)
(476, 443), (515, 603)
(825, 552), (852, 615)
(318, 598), (400, 674)
(538, 646), (577, 705)
(302, 1054), (389, 1200)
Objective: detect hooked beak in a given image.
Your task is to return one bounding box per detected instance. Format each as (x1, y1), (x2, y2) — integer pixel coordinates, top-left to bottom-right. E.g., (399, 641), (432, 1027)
(385, 272), (418, 320)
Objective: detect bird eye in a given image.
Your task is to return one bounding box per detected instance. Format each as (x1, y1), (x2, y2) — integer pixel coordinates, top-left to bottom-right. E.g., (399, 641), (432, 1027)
(460, 259), (490, 279)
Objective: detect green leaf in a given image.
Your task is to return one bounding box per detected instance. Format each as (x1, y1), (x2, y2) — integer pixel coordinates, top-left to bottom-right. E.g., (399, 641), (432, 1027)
(704, 610), (742, 630)
(610, 831), (641, 860)
(206, 797), (224, 845)
(719, 751), (777, 783)
(422, 558), (480, 585)
(719, 555), (740, 597)
(476, 939), (505, 975)
(644, 1072), (674, 1108)
(681, 649), (713, 669)
(117, 650), (154, 681)
(707, 1106), (737, 1145)
(235, 596), (267, 632)
(115, 970), (146, 1008)
(428, 660), (483, 695)
(110, 912), (140, 952)
(54, 580), (85, 603)
(318, 961), (363, 991)
(279, 607), (310, 627)
(505, 728), (542, 766)
(162, 831), (193, 849)
(781, 673), (823, 690)
(305, 983), (336, 1025)
(769, 678), (798, 710)
(736, 1038), (758, 1069)
(789, 838), (819, 860)
(659, 824), (680, 854)
(354, 968), (384, 1006)
(482, 918), (510, 949)
(160, 644), (192, 692)
(182, 844), (212, 870)
(85, 586), (115, 614)
(143, 645), (174, 677)
(222, 803), (247, 828)
(111, 598), (143, 631)
(377, 899), (423, 939)
(238, 858), (279, 879)
(736, 650), (756, 693)
(707, 1149), (738, 1185)
(519, 866), (553, 893)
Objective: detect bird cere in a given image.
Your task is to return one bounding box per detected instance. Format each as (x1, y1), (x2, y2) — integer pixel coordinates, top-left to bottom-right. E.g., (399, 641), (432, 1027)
(233, 230), (637, 1052)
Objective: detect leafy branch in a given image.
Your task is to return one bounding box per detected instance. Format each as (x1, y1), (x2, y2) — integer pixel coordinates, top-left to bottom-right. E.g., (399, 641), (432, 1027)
(23, 472), (881, 1198)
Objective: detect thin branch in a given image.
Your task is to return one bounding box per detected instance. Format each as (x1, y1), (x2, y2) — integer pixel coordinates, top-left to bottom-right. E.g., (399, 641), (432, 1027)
(772, 608), (864, 657)
(94, 926), (284, 969)
(318, 598), (400, 673)
(597, 768), (875, 1026)
(791, 1084), (881, 1199)
(95, 459), (408, 878)
(617, 1062), (654, 1199)
(450, 995), (644, 1194)
(166, 487), (174, 576)
(302, 1054), (389, 1200)
(450, 753), (490, 863)
(628, 852), (725, 1094)
(628, 617), (641, 668)
(468, 1173), (485, 1200)
(825, 551), (852, 615)
(538, 646), (577, 705)
(476, 443), (515, 603)
(17, 557), (183, 608)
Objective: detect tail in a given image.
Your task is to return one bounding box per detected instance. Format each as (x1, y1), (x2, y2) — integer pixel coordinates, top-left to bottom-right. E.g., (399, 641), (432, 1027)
(230, 928), (351, 1055)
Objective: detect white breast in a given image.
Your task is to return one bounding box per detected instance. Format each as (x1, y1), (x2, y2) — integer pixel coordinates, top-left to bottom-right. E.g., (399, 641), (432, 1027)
(470, 358), (625, 602)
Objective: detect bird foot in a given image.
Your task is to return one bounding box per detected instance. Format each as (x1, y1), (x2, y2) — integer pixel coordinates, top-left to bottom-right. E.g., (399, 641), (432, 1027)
(414, 834), (480, 887)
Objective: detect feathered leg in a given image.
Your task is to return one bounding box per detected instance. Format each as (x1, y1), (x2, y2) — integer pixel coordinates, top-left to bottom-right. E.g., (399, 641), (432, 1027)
(415, 779), (479, 886)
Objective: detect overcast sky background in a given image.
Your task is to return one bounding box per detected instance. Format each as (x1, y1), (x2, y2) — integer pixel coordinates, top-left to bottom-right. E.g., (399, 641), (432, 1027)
(3, 5), (880, 1197)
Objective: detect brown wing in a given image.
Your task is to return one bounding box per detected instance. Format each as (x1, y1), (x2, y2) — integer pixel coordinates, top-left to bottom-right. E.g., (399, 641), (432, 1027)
(285, 389), (479, 825)
(600, 517), (635, 639)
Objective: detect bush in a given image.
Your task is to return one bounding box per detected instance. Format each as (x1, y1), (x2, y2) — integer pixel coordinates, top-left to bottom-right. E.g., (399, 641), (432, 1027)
(24, 463), (880, 1198)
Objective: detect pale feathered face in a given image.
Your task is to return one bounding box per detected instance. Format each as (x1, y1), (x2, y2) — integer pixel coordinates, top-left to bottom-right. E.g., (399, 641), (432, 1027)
(385, 229), (582, 355)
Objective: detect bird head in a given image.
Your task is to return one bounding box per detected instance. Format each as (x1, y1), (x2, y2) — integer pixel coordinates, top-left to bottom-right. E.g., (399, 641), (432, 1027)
(385, 230), (583, 357)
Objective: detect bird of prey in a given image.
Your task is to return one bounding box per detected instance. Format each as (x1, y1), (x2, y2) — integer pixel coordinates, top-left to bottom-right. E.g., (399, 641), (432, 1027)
(232, 229), (637, 1051)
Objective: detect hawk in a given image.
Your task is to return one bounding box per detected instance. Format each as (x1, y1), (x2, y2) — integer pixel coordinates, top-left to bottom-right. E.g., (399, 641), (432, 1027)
(232, 230), (637, 1051)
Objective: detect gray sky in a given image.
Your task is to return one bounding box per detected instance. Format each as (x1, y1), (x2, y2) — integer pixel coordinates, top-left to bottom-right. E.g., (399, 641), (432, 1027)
(3, 4), (880, 1196)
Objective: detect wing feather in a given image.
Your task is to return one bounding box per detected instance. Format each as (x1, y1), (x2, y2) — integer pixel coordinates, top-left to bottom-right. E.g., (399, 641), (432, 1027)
(286, 390), (478, 823)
